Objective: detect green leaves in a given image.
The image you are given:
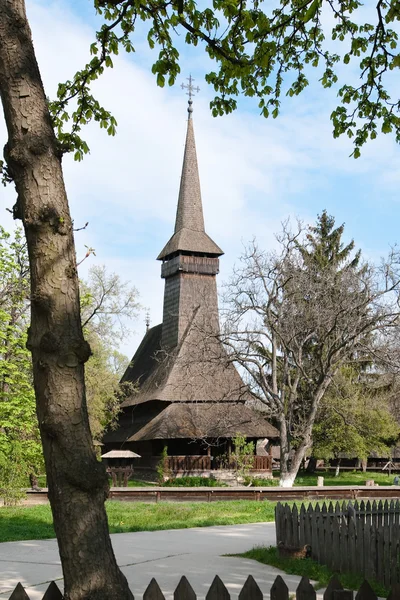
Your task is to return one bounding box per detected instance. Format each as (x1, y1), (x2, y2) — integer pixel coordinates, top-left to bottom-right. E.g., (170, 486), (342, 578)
(302, 0), (322, 24)
(0, 227), (43, 502)
(49, 0), (400, 157)
(312, 366), (400, 463)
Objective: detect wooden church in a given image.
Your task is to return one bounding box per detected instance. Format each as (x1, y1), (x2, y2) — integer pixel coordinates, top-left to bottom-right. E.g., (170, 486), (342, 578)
(103, 86), (278, 477)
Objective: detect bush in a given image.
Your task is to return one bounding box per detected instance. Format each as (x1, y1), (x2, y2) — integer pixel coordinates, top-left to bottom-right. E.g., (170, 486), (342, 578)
(163, 476), (225, 487)
(0, 445), (29, 505)
(156, 446), (171, 483)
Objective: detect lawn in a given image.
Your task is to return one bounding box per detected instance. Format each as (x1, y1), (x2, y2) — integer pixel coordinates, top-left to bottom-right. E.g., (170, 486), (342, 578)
(0, 500), (278, 543)
(248, 469), (397, 487)
(32, 470), (397, 489)
(238, 546), (388, 598)
(294, 470), (396, 487)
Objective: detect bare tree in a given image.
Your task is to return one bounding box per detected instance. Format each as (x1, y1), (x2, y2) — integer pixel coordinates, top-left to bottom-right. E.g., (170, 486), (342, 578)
(222, 222), (400, 487)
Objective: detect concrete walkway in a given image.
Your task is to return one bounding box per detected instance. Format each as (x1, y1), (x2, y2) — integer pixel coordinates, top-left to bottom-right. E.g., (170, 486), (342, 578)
(0, 523), (314, 599)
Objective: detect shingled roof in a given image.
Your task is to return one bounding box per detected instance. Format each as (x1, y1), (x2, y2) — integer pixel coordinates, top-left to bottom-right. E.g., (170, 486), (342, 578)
(105, 402), (279, 443)
(121, 316), (252, 407)
(157, 118), (223, 260)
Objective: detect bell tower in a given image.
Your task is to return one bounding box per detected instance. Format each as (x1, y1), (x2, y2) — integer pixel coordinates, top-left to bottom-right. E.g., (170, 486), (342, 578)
(157, 77), (223, 349)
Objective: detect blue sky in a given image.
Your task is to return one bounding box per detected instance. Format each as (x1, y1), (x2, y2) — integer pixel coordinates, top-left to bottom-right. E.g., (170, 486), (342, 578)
(1, 0), (400, 358)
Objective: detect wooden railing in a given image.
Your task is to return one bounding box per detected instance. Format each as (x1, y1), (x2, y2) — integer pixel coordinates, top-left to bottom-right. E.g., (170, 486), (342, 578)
(252, 455), (272, 471)
(6, 574), (397, 600)
(166, 454), (272, 472)
(166, 455), (211, 472)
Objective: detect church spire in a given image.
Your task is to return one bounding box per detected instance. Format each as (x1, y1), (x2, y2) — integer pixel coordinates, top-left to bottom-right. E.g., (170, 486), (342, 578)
(157, 79), (223, 261)
(173, 117), (205, 235)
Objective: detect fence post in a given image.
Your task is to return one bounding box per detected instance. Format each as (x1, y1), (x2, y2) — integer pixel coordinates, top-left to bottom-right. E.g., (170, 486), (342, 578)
(323, 575), (343, 600)
(296, 577), (316, 600)
(311, 504), (320, 562)
(348, 518), (357, 576)
(270, 575), (289, 600)
(292, 504), (299, 547)
(174, 576), (196, 600)
(275, 503), (282, 544)
(238, 576), (263, 600)
(144, 578), (166, 600)
(299, 504), (306, 547)
(354, 580), (377, 600)
(42, 582), (63, 600)
(8, 583), (30, 600)
(206, 575), (230, 600)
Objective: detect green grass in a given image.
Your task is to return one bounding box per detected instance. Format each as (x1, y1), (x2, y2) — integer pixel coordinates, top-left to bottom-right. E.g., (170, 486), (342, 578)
(33, 470), (397, 490)
(293, 470), (396, 487)
(0, 500), (278, 543)
(238, 546), (388, 598)
(162, 476), (227, 487)
(32, 477), (155, 488)
(247, 470), (397, 487)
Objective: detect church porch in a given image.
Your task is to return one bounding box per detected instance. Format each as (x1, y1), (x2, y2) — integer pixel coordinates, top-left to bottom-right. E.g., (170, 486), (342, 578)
(130, 437), (275, 479)
(165, 454), (273, 477)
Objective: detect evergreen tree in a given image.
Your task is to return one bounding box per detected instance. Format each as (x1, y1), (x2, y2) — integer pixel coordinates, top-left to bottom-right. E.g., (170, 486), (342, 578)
(297, 210), (361, 271)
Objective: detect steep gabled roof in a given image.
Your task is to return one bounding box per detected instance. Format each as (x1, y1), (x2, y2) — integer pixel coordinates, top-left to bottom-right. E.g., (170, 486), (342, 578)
(104, 402), (279, 443)
(121, 324), (163, 389)
(128, 403), (279, 441)
(157, 118), (223, 260)
(120, 314), (252, 408)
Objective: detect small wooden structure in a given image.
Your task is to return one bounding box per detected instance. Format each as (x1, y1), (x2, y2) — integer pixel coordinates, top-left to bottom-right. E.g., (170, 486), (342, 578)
(101, 449), (140, 487)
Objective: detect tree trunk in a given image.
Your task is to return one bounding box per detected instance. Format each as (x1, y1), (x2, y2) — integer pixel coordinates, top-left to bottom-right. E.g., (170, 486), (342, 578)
(0, 3), (133, 599)
(278, 418), (306, 487)
(306, 456), (317, 473)
(335, 458), (341, 477)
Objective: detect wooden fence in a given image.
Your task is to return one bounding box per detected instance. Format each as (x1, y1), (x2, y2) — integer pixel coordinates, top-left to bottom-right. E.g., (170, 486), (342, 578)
(166, 455), (212, 472)
(275, 500), (400, 588)
(6, 574), (400, 600)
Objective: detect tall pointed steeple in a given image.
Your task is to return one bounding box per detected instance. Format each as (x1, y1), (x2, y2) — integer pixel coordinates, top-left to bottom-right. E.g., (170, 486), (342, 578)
(157, 85), (223, 261)
(158, 82), (223, 348)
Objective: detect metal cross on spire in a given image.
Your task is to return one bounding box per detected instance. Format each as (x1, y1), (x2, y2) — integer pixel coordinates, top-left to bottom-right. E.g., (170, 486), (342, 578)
(181, 74), (200, 118)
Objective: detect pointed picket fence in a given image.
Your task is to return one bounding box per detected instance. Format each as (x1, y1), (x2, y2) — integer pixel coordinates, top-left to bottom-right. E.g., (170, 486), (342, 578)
(275, 500), (400, 588)
(5, 576), (400, 600)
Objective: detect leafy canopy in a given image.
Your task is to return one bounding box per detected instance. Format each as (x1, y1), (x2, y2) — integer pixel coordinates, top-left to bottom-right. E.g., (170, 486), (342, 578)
(312, 366), (399, 461)
(0, 229), (139, 496)
(48, 0), (400, 161)
(0, 226), (42, 503)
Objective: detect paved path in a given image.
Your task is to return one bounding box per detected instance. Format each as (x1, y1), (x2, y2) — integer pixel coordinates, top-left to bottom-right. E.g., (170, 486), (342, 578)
(0, 523), (310, 599)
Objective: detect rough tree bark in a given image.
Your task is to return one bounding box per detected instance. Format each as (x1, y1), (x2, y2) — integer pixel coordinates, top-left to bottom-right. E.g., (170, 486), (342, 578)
(0, 2), (133, 598)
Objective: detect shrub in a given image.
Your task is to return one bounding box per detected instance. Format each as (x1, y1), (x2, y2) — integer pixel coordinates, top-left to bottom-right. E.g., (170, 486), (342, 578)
(163, 476), (225, 487)
(156, 446), (171, 484)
